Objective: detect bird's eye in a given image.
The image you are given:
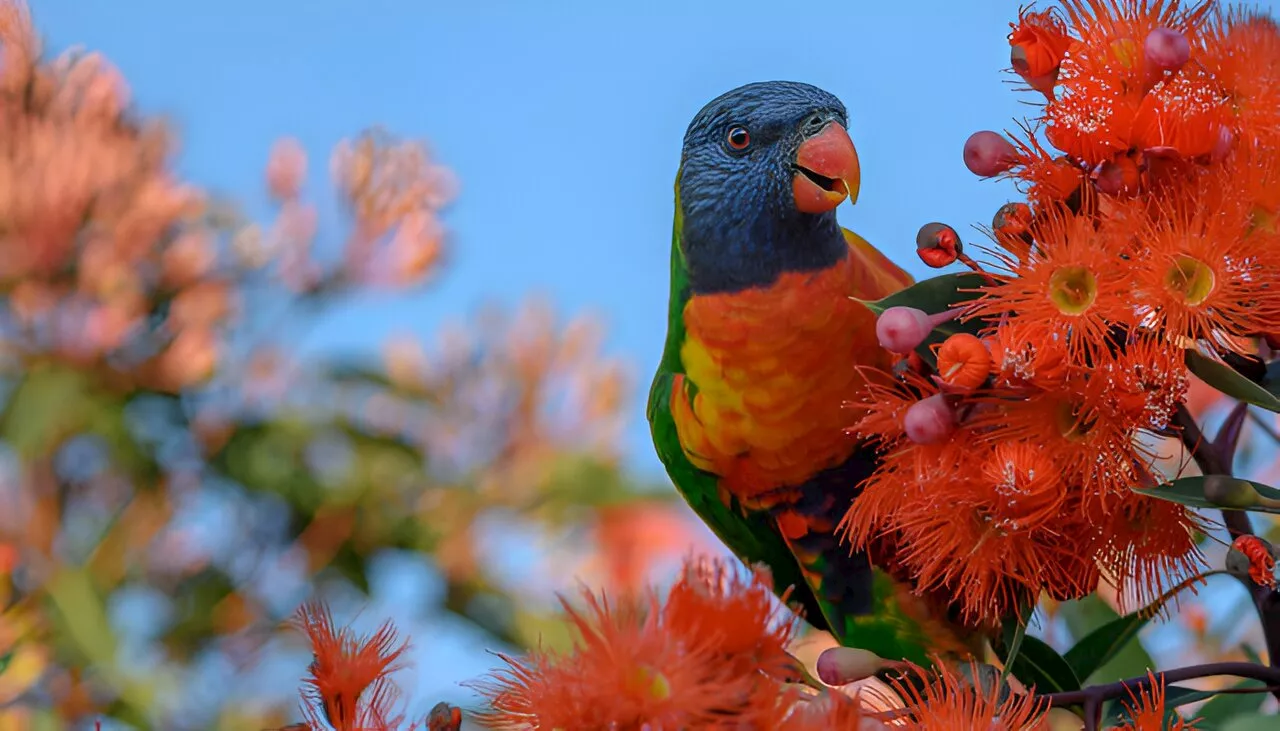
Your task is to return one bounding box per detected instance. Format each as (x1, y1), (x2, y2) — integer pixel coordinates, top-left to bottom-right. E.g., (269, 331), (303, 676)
(726, 126), (751, 151)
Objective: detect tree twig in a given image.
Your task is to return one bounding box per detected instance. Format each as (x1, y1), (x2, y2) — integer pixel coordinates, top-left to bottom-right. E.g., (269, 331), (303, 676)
(1172, 404), (1280, 700)
(1039, 661), (1280, 709)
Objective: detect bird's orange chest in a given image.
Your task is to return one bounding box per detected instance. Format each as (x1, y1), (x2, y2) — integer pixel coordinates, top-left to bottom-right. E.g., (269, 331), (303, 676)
(670, 253), (889, 504)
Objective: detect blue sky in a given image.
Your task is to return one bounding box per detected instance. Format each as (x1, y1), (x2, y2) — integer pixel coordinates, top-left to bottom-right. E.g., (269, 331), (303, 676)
(36, 0), (1280, 722)
(34, 0), (1055, 482)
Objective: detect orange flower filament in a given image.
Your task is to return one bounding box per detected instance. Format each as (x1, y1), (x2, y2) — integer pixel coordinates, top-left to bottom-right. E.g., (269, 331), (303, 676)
(1111, 671), (1203, 730)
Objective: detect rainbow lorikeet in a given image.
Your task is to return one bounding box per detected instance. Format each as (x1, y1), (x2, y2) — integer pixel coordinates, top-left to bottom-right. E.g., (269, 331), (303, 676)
(648, 81), (968, 664)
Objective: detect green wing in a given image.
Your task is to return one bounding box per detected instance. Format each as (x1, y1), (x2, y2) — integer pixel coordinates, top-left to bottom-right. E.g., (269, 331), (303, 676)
(647, 370), (824, 621)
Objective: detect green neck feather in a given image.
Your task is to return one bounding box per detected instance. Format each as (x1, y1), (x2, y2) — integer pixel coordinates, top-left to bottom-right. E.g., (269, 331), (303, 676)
(658, 175), (692, 376)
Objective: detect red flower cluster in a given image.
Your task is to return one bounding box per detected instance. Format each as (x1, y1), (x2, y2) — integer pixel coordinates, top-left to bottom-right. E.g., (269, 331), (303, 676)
(472, 557), (813, 729)
(845, 0), (1280, 628)
(473, 556), (1072, 728)
(290, 576), (1206, 729)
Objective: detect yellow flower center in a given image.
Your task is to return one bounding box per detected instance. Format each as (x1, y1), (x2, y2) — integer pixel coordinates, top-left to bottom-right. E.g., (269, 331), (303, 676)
(1055, 401), (1096, 441)
(1110, 38), (1140, 69)
(628, 665), (671, 701)
(1164, 255), (1215, 306)
(1048, 266), (1098, 315)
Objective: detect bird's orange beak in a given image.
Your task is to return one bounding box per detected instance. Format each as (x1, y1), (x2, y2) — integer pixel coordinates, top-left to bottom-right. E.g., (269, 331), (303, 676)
(792, 122), (861, 214)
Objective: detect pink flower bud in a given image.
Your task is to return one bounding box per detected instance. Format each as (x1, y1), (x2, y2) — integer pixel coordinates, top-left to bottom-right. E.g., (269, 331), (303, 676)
(876, 306), (933, 354)
(904, 394), (956, 444)
(963, 131), (1018, 177)
(1144, 27), (1190, 71)
(816, 647), (883, 686)
(876, 306), (960, 355)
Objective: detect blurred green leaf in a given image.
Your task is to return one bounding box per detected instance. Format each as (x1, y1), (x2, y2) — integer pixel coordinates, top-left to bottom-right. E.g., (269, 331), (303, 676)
(1243, 644), (1264, 665)
(212, 419), (327, 512)
(1187, 351), (1280, 413)
(0, 364), (159, 481)
(45, 566), (117, 667)
(1223, 713), (1280, 730)
(164, 570), (239, 661)
(328, 541), (372, 594)
(0, 365), (92, 458)
(510, 606), (578, 654)
(28, 710), (62, 731)
(536, 455), (680, 519)
(45, 566), (162, 720)
(1197, 680), (1268, 724)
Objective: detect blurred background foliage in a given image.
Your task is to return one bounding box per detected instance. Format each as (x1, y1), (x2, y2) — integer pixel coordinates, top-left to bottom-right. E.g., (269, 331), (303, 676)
(3, 1), (1280, 729)
(0, 3), (711, 729)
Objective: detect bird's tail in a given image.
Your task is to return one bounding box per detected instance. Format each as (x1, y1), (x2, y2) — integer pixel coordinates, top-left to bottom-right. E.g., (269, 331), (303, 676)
(767, 456), (973, 665)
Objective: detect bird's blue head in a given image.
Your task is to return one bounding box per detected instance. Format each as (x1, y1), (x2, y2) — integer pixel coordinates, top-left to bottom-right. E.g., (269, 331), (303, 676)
(677, 80), (861, 294)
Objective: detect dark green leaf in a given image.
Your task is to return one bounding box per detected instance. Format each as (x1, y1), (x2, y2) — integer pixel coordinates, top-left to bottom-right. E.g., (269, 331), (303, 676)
(164, 569), (239, 661)
(1197, 679), (1267, 724)
(1223, 714), (1280, 731)
(1162, 685), (1224, 709)
(1187, 350), (1280, 413)
(1265, 359), (1280, 397)
(995, 633), (1080, 693)
(1064, 611), (1152, 684)
(1063, 601), (1157, 685)
(1133, 476), (1280, 515)
(999, 618), (1028, 687)
(328, 541), (372, 594)
(862, 272), (989, 313)
(860, 272), (989, 365)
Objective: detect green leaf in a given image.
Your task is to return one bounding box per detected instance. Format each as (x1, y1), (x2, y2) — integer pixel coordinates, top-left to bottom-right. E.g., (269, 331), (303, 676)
(999, 618), (1028, 687)
(862, 272), (989, 313)
(45, 567), (117, 668)
(1133, 476), (1280, 515)
(1161, 685), (1223, 709)
(0, 364), (159, 480)
(1223, 714), (1280, 731)
(328, 541), (372, 594)
(45, 566), (166, 718)
(1243, 644), (1264, 665)
(1186, 350), (1280, 413)
(0, 365), (92, 458)
(1058, 596), (1157, 684)
(1064, 611), (1152, 684)
(995, 633), (1080, 693)
(860, 272), (989, 365)
(1197, 679), (1267, 724)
